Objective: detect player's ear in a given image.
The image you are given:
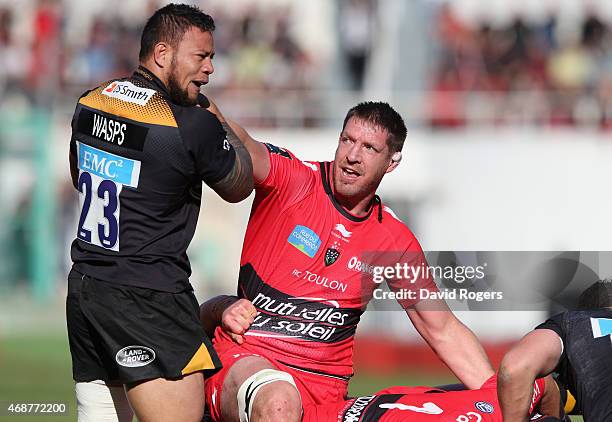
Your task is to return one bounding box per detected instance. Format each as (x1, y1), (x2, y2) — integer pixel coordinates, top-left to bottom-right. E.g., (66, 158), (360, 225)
(153, 42), (172, 69)
(385, 151), (401, 173)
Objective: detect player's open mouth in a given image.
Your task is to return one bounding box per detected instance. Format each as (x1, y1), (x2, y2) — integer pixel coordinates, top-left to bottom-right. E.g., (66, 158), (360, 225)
(192, 80), (206, 88)
(341, 167), (360, 179)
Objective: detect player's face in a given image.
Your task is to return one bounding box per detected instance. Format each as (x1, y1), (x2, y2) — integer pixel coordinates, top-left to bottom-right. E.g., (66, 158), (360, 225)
(167, 27), (215, 106)
(332, 117), (396, 205)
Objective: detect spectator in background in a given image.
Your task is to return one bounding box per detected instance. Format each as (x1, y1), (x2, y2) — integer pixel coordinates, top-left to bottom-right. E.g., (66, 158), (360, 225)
(29, 0), (61, 104)
(339, 0), (376, 91)
(0, 8), (30, 104)
(429, 3), (612, 130)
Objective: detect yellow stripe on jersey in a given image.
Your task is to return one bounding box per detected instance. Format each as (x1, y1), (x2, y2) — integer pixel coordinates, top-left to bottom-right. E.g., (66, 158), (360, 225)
(181, 343), (215, 375)
(79, 81), (177, 128)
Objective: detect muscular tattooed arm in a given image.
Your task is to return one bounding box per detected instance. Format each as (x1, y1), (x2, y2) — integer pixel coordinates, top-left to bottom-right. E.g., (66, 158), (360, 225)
(209, 121), (254, 203)
(203, 95), (270, 183)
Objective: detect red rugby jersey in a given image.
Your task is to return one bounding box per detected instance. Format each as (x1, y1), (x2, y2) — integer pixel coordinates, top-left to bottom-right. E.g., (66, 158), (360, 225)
(302, 375), (547, 421)
(214, 144), (434, 378)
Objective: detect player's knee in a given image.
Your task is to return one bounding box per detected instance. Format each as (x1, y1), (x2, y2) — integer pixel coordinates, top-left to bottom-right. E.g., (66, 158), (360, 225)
(251, 384), (301, 422)
(236, 368), (301, 422)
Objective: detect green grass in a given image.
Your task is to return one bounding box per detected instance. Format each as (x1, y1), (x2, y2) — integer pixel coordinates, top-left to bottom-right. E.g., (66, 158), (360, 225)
(0, 334), (583, 421)
(0, 334), (76, 421)
(349, 371), (458, 397)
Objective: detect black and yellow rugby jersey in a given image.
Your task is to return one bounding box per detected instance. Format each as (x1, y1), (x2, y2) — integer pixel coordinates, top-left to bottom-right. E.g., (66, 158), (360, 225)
(536, 310), (612, 421)
(69, 66), (236, 292)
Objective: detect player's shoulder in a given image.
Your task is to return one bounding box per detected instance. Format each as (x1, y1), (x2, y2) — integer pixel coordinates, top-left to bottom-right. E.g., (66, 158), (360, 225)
(379, 203), (415, 236)
(77, 75), (177, 127)
(173, 102), (222, 129)
(265, 143), (322, 174)
(376, 202), (422, 250)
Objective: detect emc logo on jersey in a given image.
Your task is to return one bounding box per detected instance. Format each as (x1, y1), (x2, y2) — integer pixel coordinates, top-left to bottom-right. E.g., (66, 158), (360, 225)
(78, 143), (141, 188)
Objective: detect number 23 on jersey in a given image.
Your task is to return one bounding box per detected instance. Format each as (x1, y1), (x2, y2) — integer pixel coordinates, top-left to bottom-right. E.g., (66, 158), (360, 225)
(76, 142), (141, 251)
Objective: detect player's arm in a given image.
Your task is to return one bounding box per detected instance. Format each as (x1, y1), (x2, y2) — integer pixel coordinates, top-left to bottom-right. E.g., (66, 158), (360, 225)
(537, 375), (564, 419)
(209, 120), (254, 203)
(69, 142), (78, 188)
(406, 301), (495, 389)
(199, 295), (257, 344)
(203, 96), (270, 183)
(498, 329), (563, 422)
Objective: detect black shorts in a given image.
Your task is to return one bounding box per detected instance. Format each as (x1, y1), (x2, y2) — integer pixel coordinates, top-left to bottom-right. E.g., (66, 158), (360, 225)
(66, 269), (221, 384)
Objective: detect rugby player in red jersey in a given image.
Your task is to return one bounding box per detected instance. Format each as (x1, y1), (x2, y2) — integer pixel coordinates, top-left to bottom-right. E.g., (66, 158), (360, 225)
(303, 374), (568, 422)
(200, 100), (495, 421)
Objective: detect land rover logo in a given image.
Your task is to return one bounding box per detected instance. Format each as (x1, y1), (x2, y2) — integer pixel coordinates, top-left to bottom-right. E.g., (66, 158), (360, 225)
(115, 345), (156, 367)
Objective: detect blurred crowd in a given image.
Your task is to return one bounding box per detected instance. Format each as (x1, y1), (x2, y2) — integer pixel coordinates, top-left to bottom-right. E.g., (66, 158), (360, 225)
(430, 4), (612, 129)
(0, 0), (318, 112)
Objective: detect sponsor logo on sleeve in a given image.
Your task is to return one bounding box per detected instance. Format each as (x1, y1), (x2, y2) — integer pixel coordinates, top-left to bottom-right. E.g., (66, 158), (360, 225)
(115, 345), (156, 367)
(102, 81), (156, 106)
(591, 317), (612, 343)
(287, 225), (321, 258)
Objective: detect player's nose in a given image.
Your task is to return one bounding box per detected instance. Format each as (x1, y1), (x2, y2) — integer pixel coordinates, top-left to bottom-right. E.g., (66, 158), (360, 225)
(202, 57), (214, 75)
(346, 144), (361, 163)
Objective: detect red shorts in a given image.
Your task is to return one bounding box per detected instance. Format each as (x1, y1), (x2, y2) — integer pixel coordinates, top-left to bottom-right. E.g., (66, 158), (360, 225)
(204, 342), (349, 421)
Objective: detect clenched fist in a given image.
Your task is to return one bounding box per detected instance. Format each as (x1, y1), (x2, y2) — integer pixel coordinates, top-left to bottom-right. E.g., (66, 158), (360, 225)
(221, 299), (257, 345)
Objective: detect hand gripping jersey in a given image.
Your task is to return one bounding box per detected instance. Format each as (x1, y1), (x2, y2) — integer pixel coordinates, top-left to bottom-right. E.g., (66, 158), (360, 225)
(536, 310), (612, 422)
(69, 66), (235, 292)
(303, 375), (547, 422)
(213, 145), (435, 380)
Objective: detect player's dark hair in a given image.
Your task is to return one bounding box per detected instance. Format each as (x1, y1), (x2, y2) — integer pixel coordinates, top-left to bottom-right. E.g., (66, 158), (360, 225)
(342, 102), (407, 153)
(577, 278), (612, 310)
(139, 3), (215, 61)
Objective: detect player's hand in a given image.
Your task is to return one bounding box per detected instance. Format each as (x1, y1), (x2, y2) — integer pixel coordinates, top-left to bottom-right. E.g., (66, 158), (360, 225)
(221, 299), (257, 345)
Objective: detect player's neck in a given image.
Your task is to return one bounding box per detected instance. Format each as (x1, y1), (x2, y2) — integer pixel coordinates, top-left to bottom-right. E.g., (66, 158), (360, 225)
(138, 61), (169, 91)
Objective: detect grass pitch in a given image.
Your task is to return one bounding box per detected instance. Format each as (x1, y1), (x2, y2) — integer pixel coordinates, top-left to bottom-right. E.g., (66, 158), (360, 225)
(0, 334), (583, 421)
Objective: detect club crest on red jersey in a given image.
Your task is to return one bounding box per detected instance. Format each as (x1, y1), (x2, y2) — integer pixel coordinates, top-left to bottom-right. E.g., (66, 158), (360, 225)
(325, 246), (341, 266)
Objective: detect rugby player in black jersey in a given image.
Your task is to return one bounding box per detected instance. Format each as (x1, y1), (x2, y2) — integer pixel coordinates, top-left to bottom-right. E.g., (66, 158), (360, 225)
(499, 279), (612, 422)
(66, 4), (252, 421)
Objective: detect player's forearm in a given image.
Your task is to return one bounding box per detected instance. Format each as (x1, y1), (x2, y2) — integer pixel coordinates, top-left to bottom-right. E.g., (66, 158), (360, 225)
(436, 319), (494, 389)
(212, 122), (253, 203)
(225, 119), (270, 183)
(199, 295), (239, 338)
(498, 358), (537, 422)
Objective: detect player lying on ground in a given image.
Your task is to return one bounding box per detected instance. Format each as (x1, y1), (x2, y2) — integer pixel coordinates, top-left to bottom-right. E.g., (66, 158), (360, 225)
(303, 374), (568, 422)
(498, 279), (612, 422)
(199, 98), (494, 421)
